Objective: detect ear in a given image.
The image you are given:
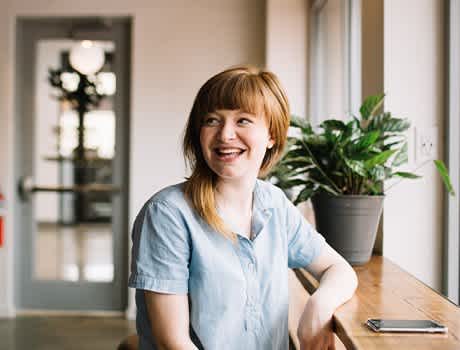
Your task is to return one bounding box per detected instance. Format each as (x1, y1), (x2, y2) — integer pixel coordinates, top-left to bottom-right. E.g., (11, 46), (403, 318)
(267, 137), (275, 149)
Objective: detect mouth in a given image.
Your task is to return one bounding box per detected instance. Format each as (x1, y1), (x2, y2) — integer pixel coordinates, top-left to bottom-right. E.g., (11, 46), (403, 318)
(213, 147), (246, 161)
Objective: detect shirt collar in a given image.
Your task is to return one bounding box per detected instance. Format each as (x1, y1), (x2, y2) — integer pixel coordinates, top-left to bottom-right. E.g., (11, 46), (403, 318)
(251, 179), (274, 240)
(217, 179), (274, 240)
(253, 179), (275, 211)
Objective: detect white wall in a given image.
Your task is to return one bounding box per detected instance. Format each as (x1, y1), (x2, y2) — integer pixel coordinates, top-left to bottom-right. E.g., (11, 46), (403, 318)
(266, 0), (308, 118)
(383, 0), (445, 292)
(265, 0), (316, 225)
(0, 0), (266, 317)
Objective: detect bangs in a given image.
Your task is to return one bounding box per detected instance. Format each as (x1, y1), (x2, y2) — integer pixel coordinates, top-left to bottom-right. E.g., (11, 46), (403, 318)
(199, 73), (266, 118)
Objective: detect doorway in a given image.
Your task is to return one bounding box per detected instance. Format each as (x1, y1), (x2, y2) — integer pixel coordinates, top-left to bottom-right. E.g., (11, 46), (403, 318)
(14, 18), (131, 311)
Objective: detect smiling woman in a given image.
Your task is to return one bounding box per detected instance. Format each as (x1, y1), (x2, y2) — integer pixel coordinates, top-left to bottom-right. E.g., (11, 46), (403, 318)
(199, 109), (274, 184)
(128, 65), (358, 350)
(183, 66), (290, 242)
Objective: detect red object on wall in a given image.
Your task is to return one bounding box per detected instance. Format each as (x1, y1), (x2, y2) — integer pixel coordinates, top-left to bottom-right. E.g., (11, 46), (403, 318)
(0, 216), (3, 247)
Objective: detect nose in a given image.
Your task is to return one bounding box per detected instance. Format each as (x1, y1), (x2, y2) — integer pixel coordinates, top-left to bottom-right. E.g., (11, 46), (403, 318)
(217, 120), (236, 141)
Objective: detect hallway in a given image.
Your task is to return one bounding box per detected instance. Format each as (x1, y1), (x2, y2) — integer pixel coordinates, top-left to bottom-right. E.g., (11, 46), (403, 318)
(0, 315), (135, 350)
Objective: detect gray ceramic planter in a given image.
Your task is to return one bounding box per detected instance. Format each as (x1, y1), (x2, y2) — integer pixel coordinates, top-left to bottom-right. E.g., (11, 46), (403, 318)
(311, 193), (384, 265)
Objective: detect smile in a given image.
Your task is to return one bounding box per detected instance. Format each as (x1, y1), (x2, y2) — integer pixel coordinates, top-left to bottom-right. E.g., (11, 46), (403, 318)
(214, 147), (246, 161)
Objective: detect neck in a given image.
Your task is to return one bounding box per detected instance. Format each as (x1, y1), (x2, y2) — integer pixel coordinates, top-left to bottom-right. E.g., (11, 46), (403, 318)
(215, 177), (256, 213)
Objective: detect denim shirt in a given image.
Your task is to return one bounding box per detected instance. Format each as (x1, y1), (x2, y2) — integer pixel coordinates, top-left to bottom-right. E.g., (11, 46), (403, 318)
(128, 179), (325, 350)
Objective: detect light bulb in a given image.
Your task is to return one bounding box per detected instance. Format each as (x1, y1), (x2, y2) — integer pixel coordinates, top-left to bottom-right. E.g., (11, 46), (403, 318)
(69, 41), (105, 75)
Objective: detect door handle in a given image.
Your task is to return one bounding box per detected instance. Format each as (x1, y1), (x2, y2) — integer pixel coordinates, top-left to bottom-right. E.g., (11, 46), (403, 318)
(18, 176), (121, 201)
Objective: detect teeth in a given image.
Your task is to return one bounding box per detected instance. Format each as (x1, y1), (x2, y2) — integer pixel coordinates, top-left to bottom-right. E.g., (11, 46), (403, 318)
(217, 148), (242, 154)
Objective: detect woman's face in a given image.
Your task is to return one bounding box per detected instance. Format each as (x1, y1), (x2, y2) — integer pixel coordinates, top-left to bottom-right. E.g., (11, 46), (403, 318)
(199, 109), (274, 182)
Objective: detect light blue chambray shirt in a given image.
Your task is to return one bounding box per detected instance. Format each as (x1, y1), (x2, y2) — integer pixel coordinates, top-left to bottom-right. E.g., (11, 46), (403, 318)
(128, 179), (325, 350)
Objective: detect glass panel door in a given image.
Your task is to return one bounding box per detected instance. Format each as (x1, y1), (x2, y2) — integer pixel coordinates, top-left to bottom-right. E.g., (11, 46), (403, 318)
(16, 18), (130, 311)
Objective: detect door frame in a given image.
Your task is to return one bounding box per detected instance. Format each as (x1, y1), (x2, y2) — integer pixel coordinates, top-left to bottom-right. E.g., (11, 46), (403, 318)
(14, 17), (131, 311)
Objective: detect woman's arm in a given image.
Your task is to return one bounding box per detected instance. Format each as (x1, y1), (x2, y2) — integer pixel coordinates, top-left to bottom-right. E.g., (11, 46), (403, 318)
(297, 243), (358, 349)
(144, 291), (199, 350)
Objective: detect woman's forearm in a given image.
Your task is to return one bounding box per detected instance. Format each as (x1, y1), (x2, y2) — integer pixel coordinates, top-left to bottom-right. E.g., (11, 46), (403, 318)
(311, 261), (358, 312)
(296, 261), (358, 346)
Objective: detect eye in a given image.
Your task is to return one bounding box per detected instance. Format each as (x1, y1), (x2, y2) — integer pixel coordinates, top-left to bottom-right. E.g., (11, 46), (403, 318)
(203, 116), (220, 126)
(237, 118), (252, 125)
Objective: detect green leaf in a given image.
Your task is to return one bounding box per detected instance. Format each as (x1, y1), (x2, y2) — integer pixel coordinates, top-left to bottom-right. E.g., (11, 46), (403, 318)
(281, 159), (313, 170)
(392, 171), (421, 179)
(364, 149), (396, 169)
(317, 183), (341, 195)
(278, 178), (307, 188)
(286, 166), (316, 177)
(351, 130), (380, 152)
(304, 134), (328, 146)
(320, 119), (347, 131)
(367, 113), (411, 133)
(391, 142), (408, 167)
(348, 151), (379, 161)
(434, 160), (455, 196)
(360, 94), (385, 120)
(367, 182), (384, 195)
(290, 115), (313, 134)
(369, 166), (386, 181)
(347, 118), (359, 131)
(383, 139), (405, 151)
(383, 117), (411, 132)
(293, 186), (316, 205)
(344, 158), (367, 176)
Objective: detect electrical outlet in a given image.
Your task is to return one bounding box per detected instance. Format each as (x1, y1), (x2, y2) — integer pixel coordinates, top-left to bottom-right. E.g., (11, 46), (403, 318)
(415, 126), (438, 164)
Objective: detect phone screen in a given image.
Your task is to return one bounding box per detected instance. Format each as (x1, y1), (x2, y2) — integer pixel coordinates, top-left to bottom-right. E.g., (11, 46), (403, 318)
(367, 319), (447, 333)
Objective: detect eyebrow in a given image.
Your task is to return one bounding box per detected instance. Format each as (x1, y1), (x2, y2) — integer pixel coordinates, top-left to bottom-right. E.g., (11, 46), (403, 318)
(205, 110), (260, 121)
(211, 110), (256, 117)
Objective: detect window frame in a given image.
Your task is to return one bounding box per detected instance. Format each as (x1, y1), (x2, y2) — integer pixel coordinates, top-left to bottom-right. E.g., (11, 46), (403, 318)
(444, 0), (460, 305)
(308, 0), (361, 126)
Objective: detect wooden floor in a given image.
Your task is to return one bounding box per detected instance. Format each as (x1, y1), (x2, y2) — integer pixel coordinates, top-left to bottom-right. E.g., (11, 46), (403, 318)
(0, 316), (136, 350)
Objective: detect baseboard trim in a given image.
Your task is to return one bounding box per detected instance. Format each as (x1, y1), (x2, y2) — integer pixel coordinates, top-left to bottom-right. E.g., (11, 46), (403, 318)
(16, 309), (125, 317)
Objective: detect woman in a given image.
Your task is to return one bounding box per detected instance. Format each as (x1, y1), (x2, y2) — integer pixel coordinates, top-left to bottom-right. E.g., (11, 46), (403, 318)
(128, 65), (358, 350)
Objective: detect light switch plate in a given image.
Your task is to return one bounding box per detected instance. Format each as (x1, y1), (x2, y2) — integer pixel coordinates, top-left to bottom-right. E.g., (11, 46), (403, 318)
(415, 126), (438, 164)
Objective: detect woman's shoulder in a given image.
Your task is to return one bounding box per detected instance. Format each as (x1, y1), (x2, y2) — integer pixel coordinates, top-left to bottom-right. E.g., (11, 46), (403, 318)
(143, 181), (188, 210)
(149, 182), (185, 202)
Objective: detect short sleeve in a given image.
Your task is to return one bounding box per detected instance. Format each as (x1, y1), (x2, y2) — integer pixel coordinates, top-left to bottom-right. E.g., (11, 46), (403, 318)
(128, 200), (190, 294)
(284, 195), (326, 269)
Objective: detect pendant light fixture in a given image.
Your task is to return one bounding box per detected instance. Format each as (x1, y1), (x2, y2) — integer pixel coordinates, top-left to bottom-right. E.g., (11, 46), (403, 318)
(69, 40), (105, 75)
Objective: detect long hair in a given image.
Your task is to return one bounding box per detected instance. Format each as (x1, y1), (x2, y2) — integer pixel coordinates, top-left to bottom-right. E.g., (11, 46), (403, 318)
(183, 65), (290, 242)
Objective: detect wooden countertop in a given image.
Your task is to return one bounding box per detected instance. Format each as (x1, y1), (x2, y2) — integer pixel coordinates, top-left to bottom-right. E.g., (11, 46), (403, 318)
(290, 256), (460, 349)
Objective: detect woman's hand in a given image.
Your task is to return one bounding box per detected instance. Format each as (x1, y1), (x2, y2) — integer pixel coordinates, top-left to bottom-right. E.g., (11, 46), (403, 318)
(297, 294), (336, 350)
(296, 243), (358, 349)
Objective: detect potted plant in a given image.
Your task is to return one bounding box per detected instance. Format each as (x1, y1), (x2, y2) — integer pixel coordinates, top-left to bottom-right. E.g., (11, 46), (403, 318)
(270, 94), (455, 265)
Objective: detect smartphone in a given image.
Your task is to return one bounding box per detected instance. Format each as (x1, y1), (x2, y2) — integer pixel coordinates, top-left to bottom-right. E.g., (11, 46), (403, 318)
(366, 319), (448, 333)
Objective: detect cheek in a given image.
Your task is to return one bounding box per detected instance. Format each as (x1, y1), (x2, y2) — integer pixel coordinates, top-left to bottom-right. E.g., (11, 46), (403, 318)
(250, 130), (271, 151)
(199, 129), (218, 164)
(199, 129), (211, 151)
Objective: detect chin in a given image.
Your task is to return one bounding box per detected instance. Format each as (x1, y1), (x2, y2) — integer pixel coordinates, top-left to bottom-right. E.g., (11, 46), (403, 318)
(215, 169), (262, 183)
(214, 171), (245, 181)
